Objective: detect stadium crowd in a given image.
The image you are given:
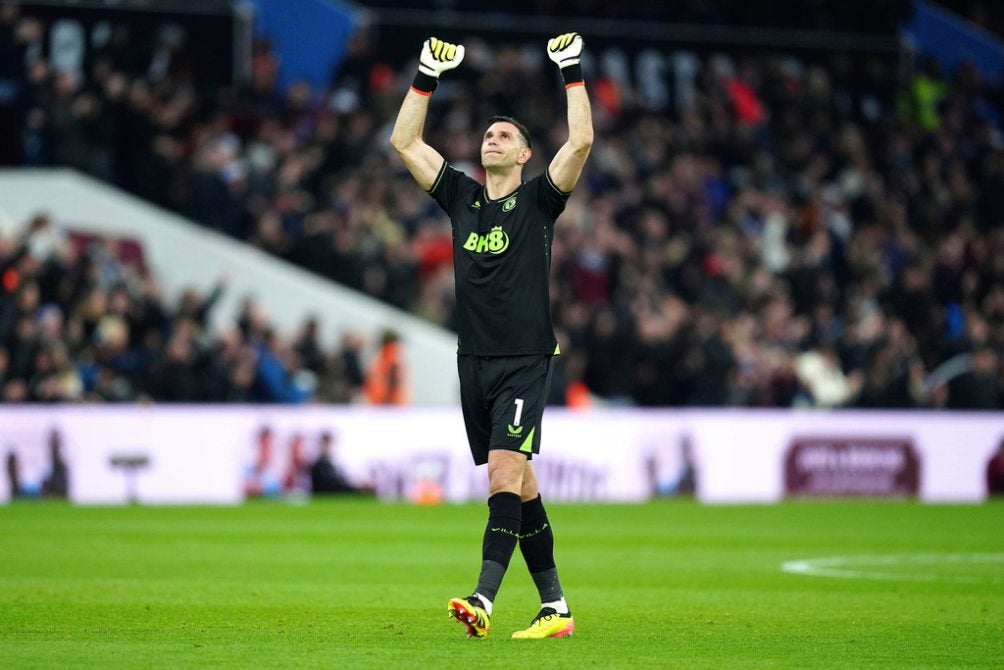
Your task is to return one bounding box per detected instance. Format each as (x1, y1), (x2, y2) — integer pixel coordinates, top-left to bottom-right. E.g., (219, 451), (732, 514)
(0, 212), (372, 403)
(1, 2), (1002, 408)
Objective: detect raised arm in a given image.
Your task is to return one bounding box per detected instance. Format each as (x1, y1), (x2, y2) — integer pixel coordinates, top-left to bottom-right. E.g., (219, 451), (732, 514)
(545, 33), (594, 194)
(390, 38), (465, 191)
(390, 88), (444, 191)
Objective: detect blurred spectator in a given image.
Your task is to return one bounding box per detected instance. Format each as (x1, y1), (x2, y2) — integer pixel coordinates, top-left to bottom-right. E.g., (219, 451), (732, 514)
(5, 450), (21, 498)
(244, 426), (281, 498)
(988, 440), (1004, 497)
(946, 347), (1002, 409)
(41, 428), (69, 498)
(363, 329), (408, 405)
(283, 432), (311, 496)
(310, 430), (367, 495)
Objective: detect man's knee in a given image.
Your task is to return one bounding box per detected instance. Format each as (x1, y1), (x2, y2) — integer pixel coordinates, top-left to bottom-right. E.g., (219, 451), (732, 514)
(487, 449), (528, 495)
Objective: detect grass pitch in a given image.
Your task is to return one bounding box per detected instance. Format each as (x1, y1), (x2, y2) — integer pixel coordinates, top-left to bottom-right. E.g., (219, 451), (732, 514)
(1, 499), (1002, 669)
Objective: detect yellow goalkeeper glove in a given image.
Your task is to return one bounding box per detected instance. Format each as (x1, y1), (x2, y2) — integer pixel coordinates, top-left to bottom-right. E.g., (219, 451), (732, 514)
(547, 32), (584, 87)
(412, 37), (465, 95)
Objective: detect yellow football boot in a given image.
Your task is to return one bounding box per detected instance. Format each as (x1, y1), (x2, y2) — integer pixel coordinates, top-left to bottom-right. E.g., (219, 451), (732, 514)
(511, 607), (575, 639)
(448, 595), (490, 638)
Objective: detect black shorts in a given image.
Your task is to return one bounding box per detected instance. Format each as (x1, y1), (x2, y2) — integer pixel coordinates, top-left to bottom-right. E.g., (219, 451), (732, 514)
(457, 354), (554, 466)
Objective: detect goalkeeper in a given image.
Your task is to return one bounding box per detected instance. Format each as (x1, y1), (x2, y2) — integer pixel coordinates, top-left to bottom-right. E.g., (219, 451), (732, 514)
(390, 33), (593, 639)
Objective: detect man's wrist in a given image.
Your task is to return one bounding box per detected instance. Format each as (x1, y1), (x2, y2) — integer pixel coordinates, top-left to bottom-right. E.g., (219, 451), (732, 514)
(559, 63), (584, 88)
(411, 70), (438, 95)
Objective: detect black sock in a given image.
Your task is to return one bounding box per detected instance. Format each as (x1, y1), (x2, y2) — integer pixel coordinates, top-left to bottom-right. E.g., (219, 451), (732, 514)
(519, 495), (564, 603)
(475, 491), (522, 601)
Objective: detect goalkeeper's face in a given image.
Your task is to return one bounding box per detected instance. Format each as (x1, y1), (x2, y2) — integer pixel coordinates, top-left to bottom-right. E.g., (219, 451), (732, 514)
(480, 122), (531, 172)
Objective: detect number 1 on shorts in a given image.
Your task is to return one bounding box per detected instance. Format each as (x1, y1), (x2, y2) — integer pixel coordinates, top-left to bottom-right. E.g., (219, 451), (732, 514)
(513, 398), (524, 427)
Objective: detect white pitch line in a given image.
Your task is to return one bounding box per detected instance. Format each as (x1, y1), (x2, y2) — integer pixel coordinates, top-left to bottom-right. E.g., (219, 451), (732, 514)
(781, 553), (1004, 584)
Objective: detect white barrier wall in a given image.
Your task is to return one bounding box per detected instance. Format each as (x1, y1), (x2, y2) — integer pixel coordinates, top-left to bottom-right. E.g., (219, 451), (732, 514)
(686, 410), (1002, 503)
(1, 407), (1000, 504)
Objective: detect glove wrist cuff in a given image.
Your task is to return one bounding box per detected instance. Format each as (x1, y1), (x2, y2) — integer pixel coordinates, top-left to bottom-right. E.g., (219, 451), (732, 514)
(412, 70), (439, 95)
(559, 63), (584, 87)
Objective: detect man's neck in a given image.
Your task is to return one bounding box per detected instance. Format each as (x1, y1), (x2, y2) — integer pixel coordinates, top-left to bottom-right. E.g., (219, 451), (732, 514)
(484, 168), (522, 201)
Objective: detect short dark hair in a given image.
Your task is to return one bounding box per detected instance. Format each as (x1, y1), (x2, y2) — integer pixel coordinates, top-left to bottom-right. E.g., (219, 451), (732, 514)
(487, 115), (532, 150)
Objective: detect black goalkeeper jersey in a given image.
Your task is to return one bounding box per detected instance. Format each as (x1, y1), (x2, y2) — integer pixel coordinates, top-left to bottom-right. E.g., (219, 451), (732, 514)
(428, 161), (570, 356)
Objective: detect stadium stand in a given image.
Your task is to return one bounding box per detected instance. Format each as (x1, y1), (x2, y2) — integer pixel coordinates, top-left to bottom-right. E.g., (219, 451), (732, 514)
(0, 1), (1001, 408)
(0, 211), (371, 403)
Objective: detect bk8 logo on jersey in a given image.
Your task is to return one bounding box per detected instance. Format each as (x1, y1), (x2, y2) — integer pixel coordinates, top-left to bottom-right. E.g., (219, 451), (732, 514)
(463, 226), (510, 254)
